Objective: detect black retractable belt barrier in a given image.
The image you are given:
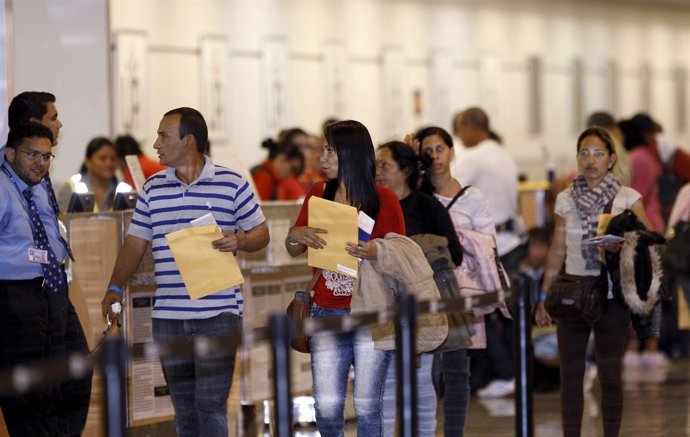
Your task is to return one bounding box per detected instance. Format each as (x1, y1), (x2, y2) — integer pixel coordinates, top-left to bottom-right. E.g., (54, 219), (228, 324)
(513, 276), (534, 437)
(395, 294), (418, 437)
(270, 313), (294, 437)
(101, 336), (128, 437)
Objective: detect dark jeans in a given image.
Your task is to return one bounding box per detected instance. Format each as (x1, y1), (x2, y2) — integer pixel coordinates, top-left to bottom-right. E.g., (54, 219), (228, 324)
(557, 299), (630, 437)
(0, 278), (63, 436)
(48, 284), (92, 437)
(441, 348), (470, 437)
(153, 313), (242, 437)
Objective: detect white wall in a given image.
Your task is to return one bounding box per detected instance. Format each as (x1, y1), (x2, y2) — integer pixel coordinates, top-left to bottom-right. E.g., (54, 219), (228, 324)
(15, 0), (688, 184)
(107, 0), (690, 181)
(10, 0), (110, 184)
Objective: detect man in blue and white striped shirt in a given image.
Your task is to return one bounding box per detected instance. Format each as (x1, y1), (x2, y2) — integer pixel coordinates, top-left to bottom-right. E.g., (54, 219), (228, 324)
(101, 107), (269, 437)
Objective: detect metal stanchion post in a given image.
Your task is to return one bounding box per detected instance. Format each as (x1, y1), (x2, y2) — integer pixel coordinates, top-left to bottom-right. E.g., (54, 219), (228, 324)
(395, 293), (418, 437)
(513, 277), (534, 437)
(101, 336), (127, 437)
(270, 313), (293, 437)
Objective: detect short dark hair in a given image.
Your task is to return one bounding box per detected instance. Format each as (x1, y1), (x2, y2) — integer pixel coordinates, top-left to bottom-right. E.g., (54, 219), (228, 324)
(163, 107), (208, 154)
(277, 127), (308, 146)
(631, 113), (659, 135)
(618, 119), (646, 151)
(586, 111), (616, 128)
(377, 141), (420, 191)
(6, 123), (54, 149)
(323, 120), (380, 219)
(527, 227), (550, 246)
(8, 92), (56, 129)
(459, 107), (490, 132)
(115, 135), (143, 158)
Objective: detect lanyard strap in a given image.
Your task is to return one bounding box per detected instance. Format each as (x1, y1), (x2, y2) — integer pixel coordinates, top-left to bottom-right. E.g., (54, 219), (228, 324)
(1, 164), (73, 260)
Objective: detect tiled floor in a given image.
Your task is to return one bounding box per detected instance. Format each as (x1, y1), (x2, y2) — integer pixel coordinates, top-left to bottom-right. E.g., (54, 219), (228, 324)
(292, 358), (686, 437)
(130, 358), (688, 436)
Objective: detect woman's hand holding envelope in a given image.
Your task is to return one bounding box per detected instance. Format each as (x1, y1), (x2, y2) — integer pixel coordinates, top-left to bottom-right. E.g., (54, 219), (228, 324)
(291, 226), (329, 249)
(345, 240), (377, 260)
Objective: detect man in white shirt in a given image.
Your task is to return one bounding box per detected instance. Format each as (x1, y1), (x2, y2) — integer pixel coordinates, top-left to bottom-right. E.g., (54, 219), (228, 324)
(453, 107), (524, 267)
(452, 106), (525, 399)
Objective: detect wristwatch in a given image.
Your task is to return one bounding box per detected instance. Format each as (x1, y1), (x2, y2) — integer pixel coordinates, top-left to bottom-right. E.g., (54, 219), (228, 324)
(286, 227), (301, 246)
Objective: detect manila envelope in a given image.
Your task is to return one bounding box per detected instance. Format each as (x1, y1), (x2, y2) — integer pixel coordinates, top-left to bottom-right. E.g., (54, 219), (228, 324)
(308, 196), (359, 278)
(165, 224), (244, 299)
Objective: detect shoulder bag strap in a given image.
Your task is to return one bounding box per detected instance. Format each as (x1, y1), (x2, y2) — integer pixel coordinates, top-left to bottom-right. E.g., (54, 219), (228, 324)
(445, 185), (471, 211)
(306, 269), (323, 297)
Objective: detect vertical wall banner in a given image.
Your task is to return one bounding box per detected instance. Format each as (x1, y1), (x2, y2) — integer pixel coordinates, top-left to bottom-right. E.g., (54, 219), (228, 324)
(199, 36), (229, 143)
(572, 58), (584, 133)
(260, 38), (289, 139)
(112, 31), (147, 142)
(381, 48), (405, 138)
(674, 65), (686, 134)
(640, 62), (652, 113)
(606, 60), (619, 115)
(527, 56), (542, 135)
(0, 0), (10, 145)
(430, 51), (453, 127)
(323, 41), (347, 120)
(478, 55), (501, 121)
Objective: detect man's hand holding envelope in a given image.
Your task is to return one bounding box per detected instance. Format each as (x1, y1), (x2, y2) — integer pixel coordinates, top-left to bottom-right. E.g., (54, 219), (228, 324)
(166, 213), (245, 300)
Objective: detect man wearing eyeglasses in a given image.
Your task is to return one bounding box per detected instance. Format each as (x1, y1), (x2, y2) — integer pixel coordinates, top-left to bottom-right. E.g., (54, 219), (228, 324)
(0, 92), (91, 437)
(0, 123), (69, 435)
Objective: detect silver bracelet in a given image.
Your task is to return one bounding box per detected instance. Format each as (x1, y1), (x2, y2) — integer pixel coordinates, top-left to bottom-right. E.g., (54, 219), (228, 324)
(286, 227), (301, 246)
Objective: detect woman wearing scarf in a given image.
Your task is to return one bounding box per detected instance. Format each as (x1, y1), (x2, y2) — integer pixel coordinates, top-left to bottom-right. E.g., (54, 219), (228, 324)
(535, 127), (652, 437)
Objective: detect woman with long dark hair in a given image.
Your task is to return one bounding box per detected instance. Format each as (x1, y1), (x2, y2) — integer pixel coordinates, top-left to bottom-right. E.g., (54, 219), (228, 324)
(376, 140), (463, 437)
(285, 120), (406, 437)
(535, 127), (651, 437)
(415, 126), (495, 437)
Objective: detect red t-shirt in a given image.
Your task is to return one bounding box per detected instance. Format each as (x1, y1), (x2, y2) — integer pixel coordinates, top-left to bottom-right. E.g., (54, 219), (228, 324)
(293, 181), (406, 308)
(123, 154), (166, 187)
(277, 176), (306, 201)
(251, 160), (279, 201)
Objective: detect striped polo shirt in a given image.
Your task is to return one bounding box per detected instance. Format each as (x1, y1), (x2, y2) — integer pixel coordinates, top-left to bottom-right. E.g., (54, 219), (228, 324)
(127, 156), (265, 320)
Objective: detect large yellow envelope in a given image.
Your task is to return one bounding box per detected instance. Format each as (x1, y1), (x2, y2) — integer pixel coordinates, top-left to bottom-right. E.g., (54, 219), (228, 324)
(308, 196), (359, 278)
(165, 224), (244, 299)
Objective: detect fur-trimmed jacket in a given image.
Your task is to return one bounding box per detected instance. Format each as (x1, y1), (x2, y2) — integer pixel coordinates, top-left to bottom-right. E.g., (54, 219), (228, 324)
(351, 232), (450, 352)
(605, 209), (666, 339)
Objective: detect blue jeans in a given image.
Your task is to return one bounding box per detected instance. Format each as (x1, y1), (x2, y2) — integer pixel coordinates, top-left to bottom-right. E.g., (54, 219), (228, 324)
(152, 313), (241, 437)
(382, 353), (437, 437)
(309, 304), (392, 437)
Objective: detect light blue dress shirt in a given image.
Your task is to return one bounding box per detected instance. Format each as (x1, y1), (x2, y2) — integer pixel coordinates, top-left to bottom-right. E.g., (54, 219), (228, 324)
(0, 163), (68, 279)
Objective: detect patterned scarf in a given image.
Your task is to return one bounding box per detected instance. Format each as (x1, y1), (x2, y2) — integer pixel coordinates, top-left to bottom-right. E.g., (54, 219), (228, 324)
(570, 172), (621, 270)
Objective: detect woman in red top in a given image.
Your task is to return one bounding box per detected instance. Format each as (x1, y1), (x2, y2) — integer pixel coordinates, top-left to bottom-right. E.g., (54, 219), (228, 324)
(285, 120), (405, 437)
(251, 139), (304, 201)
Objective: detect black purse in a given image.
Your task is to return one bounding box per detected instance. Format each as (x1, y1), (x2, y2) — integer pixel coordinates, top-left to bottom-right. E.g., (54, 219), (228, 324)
(545, 270), (607, 324)
(663, 220), (690, 275)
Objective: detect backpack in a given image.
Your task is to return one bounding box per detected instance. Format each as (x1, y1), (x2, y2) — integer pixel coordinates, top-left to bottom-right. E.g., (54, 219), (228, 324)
(409, 233), (474, 352)
(658, 152), (686, 223)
